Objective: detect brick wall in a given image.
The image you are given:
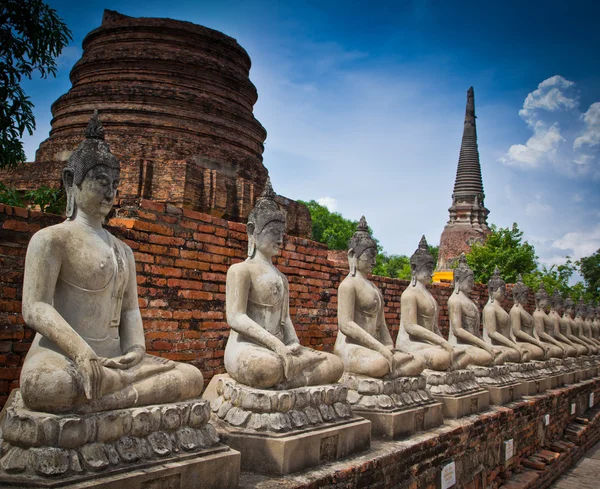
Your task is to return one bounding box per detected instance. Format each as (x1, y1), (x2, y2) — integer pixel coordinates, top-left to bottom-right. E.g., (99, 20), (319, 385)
(0, 201), (537, 409)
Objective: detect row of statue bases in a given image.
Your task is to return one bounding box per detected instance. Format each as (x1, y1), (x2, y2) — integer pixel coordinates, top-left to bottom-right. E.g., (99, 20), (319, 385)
(1, 113), (599, 487)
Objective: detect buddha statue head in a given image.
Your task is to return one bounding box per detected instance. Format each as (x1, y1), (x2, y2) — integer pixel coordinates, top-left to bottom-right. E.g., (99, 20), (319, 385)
(575, 298), (586, 318)
(487, 266), (505, 303)
(347, 216), (377, 276)
(63, 110), (121, 219)
(535, 284), (550, 311)
(246, 177), (286, 258)
(512, 274), (529, 306)
(564, 297), (575, 317)
(452, 253), (474, 295)
(409, 235), (435, 286)
(586, 301), (595, 320)
(550, 290), (564, 315)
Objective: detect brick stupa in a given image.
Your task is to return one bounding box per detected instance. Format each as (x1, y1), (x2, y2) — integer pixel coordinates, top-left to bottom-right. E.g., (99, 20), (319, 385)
(0, 10), (310, 236)
(434, 87), (490, 282)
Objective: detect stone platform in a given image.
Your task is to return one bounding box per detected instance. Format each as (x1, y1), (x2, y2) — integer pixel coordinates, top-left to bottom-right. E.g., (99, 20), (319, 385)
(205, 375), (371, 475)
(423, 369), (489, 418)
(0, 391), (239, 488)
(468, 364), (520, 405)
(340, 373), (443, 439)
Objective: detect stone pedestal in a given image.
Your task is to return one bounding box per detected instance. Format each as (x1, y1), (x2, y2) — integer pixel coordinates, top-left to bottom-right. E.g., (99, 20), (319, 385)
(468, 364), (520, 405)
(205, 375), (371, 475)
(423, 369), (489, 418)
(340, 373), (443, 439)
(0, 390), (240, 488)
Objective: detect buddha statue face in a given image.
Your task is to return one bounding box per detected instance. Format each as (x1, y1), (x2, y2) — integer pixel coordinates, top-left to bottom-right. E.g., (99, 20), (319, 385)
(252, 220), (285, 258)
(347, 216), (377, 277)
(535, 286), (549, 311)
(409, 235), (434, 286)
(551, 291), (564, 315)
(356, 247), (377, 275)
(64, 165), (120, 220)
(512, 275), (529, 306)
(453, 253), (473, 295)
(488, 267), (505, 303)
(564, 298), (575, 317)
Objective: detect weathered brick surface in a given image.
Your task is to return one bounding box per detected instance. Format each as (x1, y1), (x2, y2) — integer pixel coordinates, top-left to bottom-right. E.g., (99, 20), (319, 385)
(0, 201), (538, 409)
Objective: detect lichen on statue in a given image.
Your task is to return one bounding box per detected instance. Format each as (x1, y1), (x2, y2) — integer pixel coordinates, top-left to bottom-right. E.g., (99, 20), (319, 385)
(395, 236), (463, 371)
(334, 217), (424, 379)
(20, 111), (203, 414)
(447, 254), (496, 367)
(224, 178), (343, 389)
(482, 267), (527, 364)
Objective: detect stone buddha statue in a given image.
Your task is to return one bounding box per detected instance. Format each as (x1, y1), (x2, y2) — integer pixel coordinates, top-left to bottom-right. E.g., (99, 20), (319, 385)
(482, 267), (526, 364)
(593, 304), (600, 341)
(585, 302), (600, 344)
(19, 112), (203, 414)
(575, 299), (598, 354)
(224, 179), (343, 389)
(550, 291), (579, 358)
(335, 217), (424, 379)
(510, 276), (549, 361)
(396, 236), (464, 371)
(532, 285), (566, 359)
(447, 254), (496, 367)
(564, 297), (592, 355)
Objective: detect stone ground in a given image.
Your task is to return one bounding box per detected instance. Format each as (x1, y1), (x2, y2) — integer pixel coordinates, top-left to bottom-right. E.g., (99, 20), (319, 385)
(550, 440), (600, 488)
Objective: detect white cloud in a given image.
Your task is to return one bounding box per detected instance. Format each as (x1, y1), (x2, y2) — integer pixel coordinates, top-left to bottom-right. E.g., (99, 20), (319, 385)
(317, 197), (338, 212)
(525, 201), (553, 217)
(574, 102), (600, 149)
(500, 75), (600, 177)
(552, 225), (600, 260)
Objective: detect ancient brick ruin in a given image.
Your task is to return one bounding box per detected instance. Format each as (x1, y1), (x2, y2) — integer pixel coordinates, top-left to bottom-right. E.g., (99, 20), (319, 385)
(0, 10), (311, 236)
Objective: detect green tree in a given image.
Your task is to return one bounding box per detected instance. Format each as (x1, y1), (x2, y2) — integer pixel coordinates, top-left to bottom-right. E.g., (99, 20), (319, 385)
(1, 0), (72, 169)
(373, 253), (411, 280)
(522, 259), (578, 298)
(299, 200), (360, 250)
(577, 249), (600, 301)
(466, 223), (538, 283)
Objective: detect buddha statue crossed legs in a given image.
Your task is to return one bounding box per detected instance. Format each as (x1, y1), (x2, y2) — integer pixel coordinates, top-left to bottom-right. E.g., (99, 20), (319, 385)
(224, 179), (343, 389)
(19, 112), (203, 414)
(335, 217), (424, 379)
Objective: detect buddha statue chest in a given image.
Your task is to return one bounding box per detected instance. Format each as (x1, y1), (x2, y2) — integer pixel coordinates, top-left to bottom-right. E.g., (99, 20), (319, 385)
(246, 266), (286, 339)
(494, 307), (512, 337)
(416, 291), (438, 331)
(460, 299), (481, 336)
(352, 280), (381, 336)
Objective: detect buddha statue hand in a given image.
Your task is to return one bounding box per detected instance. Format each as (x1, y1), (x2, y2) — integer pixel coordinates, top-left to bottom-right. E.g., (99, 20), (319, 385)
(99, 345), (145, 370)
(75, 349), (105, 400)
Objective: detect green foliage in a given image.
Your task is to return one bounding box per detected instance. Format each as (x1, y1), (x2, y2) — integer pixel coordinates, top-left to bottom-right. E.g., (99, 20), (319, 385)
(465, 223), (538, 283)
(373, 253), (411, 280)
(522, 259), (580, 299)
(577, 249), (600, 301)
(298, 200), (361, 250)
(1, 0), (72, 168)
(0, 182), (65, 214)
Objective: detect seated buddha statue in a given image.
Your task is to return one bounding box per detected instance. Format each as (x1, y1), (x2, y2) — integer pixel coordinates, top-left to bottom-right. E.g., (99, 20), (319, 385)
(532, 285), (565, 359)
(20, 112), (203, 414)
(592, 304), (600, 341)
(575, 299), (598, 354)
(335, 217), (424, 379)
(396, 236), (466, 371)
(510, 276), (549, 361)
(482, 267), (527, 364)
(549, 291), (579, 357)
(585, 302), (600, 345)
(447, 254), (496, 367)
(224, 179), (343, 389)
(563, 297), (592, 355)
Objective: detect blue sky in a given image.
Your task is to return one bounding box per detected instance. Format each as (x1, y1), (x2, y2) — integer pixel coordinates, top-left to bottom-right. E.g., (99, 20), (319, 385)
(21, 0), (600, 268)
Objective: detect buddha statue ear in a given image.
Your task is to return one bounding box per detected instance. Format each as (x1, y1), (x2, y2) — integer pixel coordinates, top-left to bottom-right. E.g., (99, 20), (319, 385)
(63, 168), (76, 219)
(453, 277), (460, 295)
(348, 249), (357, 277)
(411, 264), (417, 287)
(247, 222), (256, 258)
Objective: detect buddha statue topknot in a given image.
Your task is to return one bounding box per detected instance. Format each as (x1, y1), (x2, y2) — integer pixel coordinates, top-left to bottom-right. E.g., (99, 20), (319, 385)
(224, 178), (343, 389)
(18, 111), (204, 414)
(335, 217), (424, 379)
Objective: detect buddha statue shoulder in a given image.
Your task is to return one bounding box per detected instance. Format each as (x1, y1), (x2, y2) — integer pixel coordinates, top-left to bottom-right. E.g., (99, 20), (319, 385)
(20, 112), (203, 414)
(575, 299), (598, 354)
(447, 254), (495, 367)
(585, 302), (600, 345)
(335, 217), (424, 379)
(532, 285), (565, 359)
(396, 236), (458, 371)
(224, 179), (343, 389)
(509, 275), (548, 361)
(482, 267), (526, 363)
(550, 291), (579, 357)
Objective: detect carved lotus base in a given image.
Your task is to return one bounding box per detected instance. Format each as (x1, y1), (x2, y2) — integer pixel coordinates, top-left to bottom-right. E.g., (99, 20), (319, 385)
(507, 362), (541, 381)
(0, 390), (239, 488)
(339, 373), (443, 438)
(468, 364), (517, 388)
(423, 368), (482, 397)
(205, 375), (370, 475)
